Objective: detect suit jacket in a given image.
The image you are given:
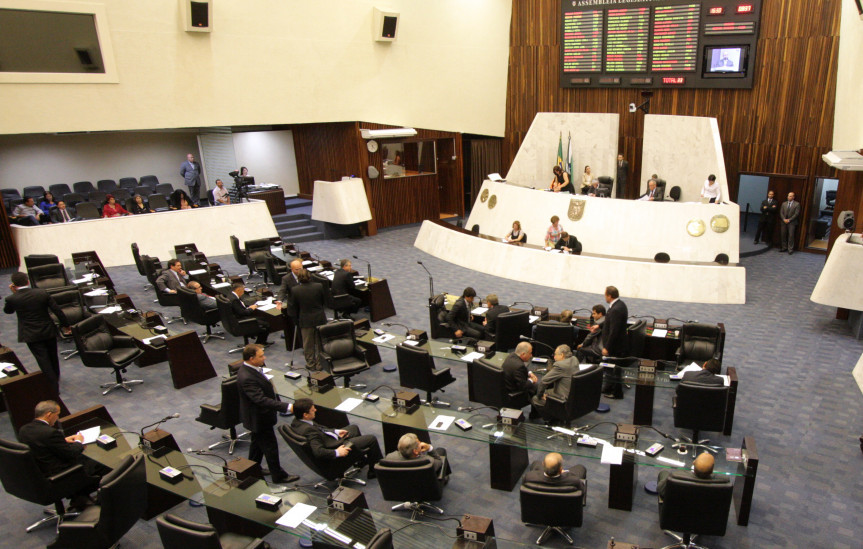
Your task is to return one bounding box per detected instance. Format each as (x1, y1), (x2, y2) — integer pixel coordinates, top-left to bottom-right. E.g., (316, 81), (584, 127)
(536, 356), (579, 401)
(616, 160), (629, 188)
(287, 281), (328, 328)
(554, 235), (582, 254)
(180, 160), (201, 187)
(502, 352), (533, 396)
(236, 363), (288, 432)
(446, 297), (473, 332)
(291, 418), (345, 460)
(760, 198), (778, 220)
(640, 186), (664, 202)
(601, 299), (628, 357)
(229, 292), (255, 318)
(681, 368), (725, 386)
(197, 292), (217, 310)
(384, 449), (449, 477)
(155, 269), (186, 292)
(523, 468), (584, 490)
(3, 287), (66, 343)
(276, 272), (300, 302)
(331, 268), (358, 297)
(657, 469), (729, 499)
(18, 420), (84, 476)
(484, 304), (510, 335)
(49, 206), (76, 223)
(781, 200), (800, 224)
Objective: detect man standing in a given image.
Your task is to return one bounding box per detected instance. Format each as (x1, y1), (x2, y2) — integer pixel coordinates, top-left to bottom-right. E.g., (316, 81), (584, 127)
(187, 281), (216, 310)
(616, 154), (629, 198)
(779, 191), (800, 254)
(754, 190), (779, 245)
(387, 433), (451, 481)
(601, 286), (628, 358)
(331, 259), (362, 319)
(502, 341), (538, 402)
(275, 259), (303, 303)
(236, 344), (299, 484)
(4, 272), (67, 391)
(229, 282), (272, 345)
(180, 152), (202, 206)
(287, 269), (328, 370)
(155, 259), (187, 293)
(212, 179), (231, 205)
(49, 200), (76, 223)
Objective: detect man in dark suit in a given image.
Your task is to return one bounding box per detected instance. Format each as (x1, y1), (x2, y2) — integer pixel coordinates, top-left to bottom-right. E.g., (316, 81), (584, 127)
(155, 259), (187, 293)
(446, 287), (485, 339)
(601, 286), (628, 358)
(49, 200), (76, 223)
(287, 269), (328, 370)
(331, 259), (362, 319)
(236, 344), (299, 484)
(4, 272), (67, 391)
(275, 259), (303, 303)
(291, 398), (383, 479)
(503, 341), (538, 400)
(639, 179), (664, 202)
(779, 191), (801, 254)
(681, 358), (724, 386)
(523, 452), (585, 490)
(481, 294), (509, 337)
(616, 154), (629, 198)
(386, 432), (451, 481)
(754, 190), (778, 245)
(229, 282), (271, 345)
(180, 152), (202, 206)
(576, 304), (605, 363)
(554, 231), (582, 254)
(657, 452), (727, 498)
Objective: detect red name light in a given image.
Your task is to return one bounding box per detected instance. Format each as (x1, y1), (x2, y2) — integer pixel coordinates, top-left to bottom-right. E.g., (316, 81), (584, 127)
(662, 77), (685, 85)
(708, 7), (725, 15)
(736, 4), (754, 13)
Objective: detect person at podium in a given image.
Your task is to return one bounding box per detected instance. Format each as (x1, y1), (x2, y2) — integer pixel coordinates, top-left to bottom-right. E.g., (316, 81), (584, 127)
(505, 220), (526, 243)
(545, 216), (564, 247)
(639, 179), (663, 201)
(554, 231), (582, 255)
(701, 174), (721, 203)
(549, 165), (572, 193)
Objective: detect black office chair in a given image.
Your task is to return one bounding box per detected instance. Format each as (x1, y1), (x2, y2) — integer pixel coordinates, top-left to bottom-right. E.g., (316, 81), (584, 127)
(265, 255), (288, 286)
(130, 243), (152, 291)
(52, 288), (91, 359)
(533, 321), (575, 352)
(88, 190), (107, 206)
(141, 254), (164, 303)
(468, 357), (530, 410)
(374, 456), (447, 520)
(73, 181), (95, 195)
(658, 472), (733, 549)
(541, 364), (604, 427)
(139, 174), (160, 187)
(365, 528), (393, 549)
(495, 310), (531, 352)
(196, 375), (249, 454)
(134, 185), (153, 197)
(71, 315), (144, 395)
(155, 183), (174, 196)
(156, 513), (268, 549)
(24, 253), (59, 269)
(673, 382), (729, 445)
(312, 273), (354, 320)
(112, 188), (130, 203)
(28, 263), (74, 294)
(0, 436), (95, 533)
(52, 454), (147, 549)
(396, 343), (455, 408)
(96, 179), (117, 192)
(676, 323), (722, 366)
(316, 320), (369, 389)
(520, 476), (586, 545)
(155, 278), (186, 324)
(428, 293), (455, 339)
(597, 176), (614, 197)
(278, 424), (367, 489)
(49, 183), (72, 197)
(230, 235), (252, 276)
(75, 202), (100, 220)
(627, 319), (647, 359)
(668, 186), (682, 202)
(118, 177), (138, 190)
(244, 238), (273, 282)
(216, 294), (261, 354)
(63, 192), (87, 207)
(178, 287), (224, 343)
(23, 185), (46, 199)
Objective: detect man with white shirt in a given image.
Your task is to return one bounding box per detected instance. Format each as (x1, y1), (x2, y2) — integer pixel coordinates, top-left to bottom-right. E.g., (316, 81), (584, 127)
(212, 178), (231, 205)
(229, 282), (272, 345)
(11, 197), (48, 225)
(700, 174), (721, 203)
(155, 259), (187, 293)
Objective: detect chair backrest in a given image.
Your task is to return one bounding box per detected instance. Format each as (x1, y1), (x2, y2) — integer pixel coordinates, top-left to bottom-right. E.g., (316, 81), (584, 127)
(88, 190), (107, 205)
(119, 177), (138, 190)
(72, 315), (116, 368)
(265, 256), (284, 285)
(49, 184), (72, 197)
(52, 288), (89, 325)
(520, 482), (584, 528)
(627, 319), (647, 359)
(148, 193), (169, 210)
(669, 186), (681, 201)
(156, 513), (223, 549)
(659, 473), (733, 537)
(24, 254), (59, 269)
(112, 188), (131, 202)
(427, 293), (453, 339)
(134, 185), (153, 196)
(155, 183), (174, 196)
(76, 202), (100, 219)
(375, 457), (444, 503)
(244, 239), (272, 268)
(396, 343), (437, 392)
(177, 287), (207, 325)
(1, 187), (22, 199)
(533, 321), (574, 352)
(62, 192), (86, 207)
(495, 310), (531, 352)
(215, 294), (244, 336)
(316, 320), (357, 361)
(311, 273), (335, 309)
(366, 528), (394, 549)
(140, 254), (162, 285)
(230, 235), (247, 265)
(131, 243), (146, 276)
(23, 185), (46, 198)
(678, 323), (721, 363)
(28, 263), (70, 290)
(96, 454), (148, 545)
(139, 175), (160, 187)
(673, 382), (729, 433)
(468, 357), (529, 409)
(219, 375), (242, 427)
(97, 179), (118, 192)
(73, 181), (95, 194)
(0, 437), (54, 506)
(562, 364), (604, 421)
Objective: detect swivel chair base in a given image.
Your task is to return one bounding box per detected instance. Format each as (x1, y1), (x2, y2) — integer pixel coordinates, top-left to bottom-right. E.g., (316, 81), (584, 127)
(208, 428), (250, 455)
(26, 506), (79, 533)
(199, 329), (225, 343)
(422, 397), (451, 408)
(529, 525), (575, 545)
(313, 465), (367, 490)
(661, 530), (706, 549)
(101, 376), (143, 396)
(391, 501), (445, 522)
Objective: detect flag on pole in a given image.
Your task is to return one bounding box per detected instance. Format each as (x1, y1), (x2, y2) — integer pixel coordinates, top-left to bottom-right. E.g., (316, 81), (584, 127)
(566, 132), (573, 177)
(556, 132), (563, 168)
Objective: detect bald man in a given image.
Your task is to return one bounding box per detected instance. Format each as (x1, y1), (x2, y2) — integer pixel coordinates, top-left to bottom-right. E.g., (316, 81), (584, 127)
(657, 452), (726, 498)
(523, 452), (585, 489)
(276, 259), (303, 303)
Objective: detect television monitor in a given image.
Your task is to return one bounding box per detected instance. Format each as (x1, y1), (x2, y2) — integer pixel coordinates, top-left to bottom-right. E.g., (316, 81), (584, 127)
(703, 45), (749, 78)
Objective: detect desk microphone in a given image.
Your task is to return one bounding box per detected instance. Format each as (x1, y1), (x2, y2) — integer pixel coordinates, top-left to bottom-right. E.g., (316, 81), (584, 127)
(140, 413), (180, 436)
(416, 261), (435, 299)
(510, 301), (536, 312)
(351, 255), (372, 282)
(518, 335), (555, 356)
(186, 448), (229, 467)
(382, 322), (410, 336)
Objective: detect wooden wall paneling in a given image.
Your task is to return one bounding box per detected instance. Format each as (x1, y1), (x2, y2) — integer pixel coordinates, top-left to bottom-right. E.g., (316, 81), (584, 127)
(0, 195), (20, 268)
(292, 122), (364, 197)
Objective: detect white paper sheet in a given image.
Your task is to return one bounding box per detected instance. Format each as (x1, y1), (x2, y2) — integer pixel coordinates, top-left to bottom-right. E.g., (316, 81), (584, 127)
(275, 502), (316, 528)
(79, 426), (101, 444)
(97, 306), (123, 314)
(402, 340), (420, 347)
(143, 335), (168, 345)
(460, 351), (485, 362)
(372, 334), (395, 343)
(600, 445), (624, 465)
(257, 303), (277, 311)
(656, 456), (686, 467)
(84, 289), (109, 297)
(211, 282), (231, 289)
(335, 398), (363, 412)
(188, 269), (207, 275)
(428, 415), (455, 431)
(669, 363), (701, 380)
(652, 328), (668, 338)
(471, 307), (489, 315)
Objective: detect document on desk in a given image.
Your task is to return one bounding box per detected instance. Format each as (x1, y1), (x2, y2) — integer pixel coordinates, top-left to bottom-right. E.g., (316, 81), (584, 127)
(84, 289), (110, 297)
(188, 269), (207, 275)
(211, 282), (231, 289)
(460, 351), (485, 362)
(73, 273), (97, 284)
(257, 303), (278, 311)
(302, 260), (315, 266)
(652, 328), (668, 338)
(372, 333), (395, 343)
(276, 502), (316, 528)
(335, 398), (363, 412)
(307, 265), (323, 272)
(601, 445), (624, 465)
(97, 306), (123, 315)
(79, 426), (101, 444)
(143, 335), (167, 345)
(428, 415), (455, 431)
(471, 307), (489, 315)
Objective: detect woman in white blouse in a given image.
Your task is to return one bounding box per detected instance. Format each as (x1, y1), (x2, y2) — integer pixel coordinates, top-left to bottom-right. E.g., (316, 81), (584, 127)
(701, 174), (721, 203)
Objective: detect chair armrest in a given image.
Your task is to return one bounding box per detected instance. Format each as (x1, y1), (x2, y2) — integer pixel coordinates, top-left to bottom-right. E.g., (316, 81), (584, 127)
(436, 456), (448, 480)
(319, 352), (334, 370)
(112, 336), (137, 348)
(543, 394), (566, 417)
(433, 366), (454, 381)
(196, 404), (222, 426)
(352, 346), (367, 361)
(49, 464), (94, 499)
(672, 395), (677, 408)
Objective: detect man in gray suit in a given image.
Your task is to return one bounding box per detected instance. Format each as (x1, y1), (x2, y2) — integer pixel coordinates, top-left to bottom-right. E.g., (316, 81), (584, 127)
(779, 191), (800, 254)
(180, 153), (202, 206)
(187, 281), (216, 310)
(531, 344), (579, 418)
(155, 259), (187, 293)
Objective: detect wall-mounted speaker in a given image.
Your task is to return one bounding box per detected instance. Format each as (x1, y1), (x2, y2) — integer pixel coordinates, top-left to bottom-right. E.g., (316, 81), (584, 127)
(182, 0), (212, 33)
(839, 210), (855, 232)
(373, 8), (399, 42)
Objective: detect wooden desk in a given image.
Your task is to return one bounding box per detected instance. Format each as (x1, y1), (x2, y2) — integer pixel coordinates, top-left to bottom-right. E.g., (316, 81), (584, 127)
(247, 188), (286, 216)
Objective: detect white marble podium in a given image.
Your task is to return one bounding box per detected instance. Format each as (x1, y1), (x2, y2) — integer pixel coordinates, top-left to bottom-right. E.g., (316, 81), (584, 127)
(311, 178), (372, 225)
(811, 233), (863, 339)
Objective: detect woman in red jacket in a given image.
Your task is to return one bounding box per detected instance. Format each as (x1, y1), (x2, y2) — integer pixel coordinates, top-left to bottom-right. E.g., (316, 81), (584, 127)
(102, 194), (129, 218)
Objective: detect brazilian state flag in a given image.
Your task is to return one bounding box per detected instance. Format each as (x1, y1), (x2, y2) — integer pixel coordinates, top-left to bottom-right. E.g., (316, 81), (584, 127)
(556, 132), (563, 168)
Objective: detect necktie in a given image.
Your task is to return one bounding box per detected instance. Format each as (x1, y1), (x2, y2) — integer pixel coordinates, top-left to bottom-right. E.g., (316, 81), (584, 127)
(62, 209), (69, 222)
(174, 271), (185, 287)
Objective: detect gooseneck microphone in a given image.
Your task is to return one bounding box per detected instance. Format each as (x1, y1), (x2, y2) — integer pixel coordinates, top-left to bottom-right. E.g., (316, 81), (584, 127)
(519, 334), (555, 356)
(187, 448), (229, 467)
(417, 261), (435, 299)
(352, 255), (372, 282)
(383, 322), (411, 336)
(140, 413), (180, 436)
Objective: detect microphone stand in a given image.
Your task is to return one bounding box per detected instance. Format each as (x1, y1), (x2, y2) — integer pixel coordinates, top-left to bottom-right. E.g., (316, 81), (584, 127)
(417, 261), (434, 299)
(510, 301), (536, 314)
(519, 335), (554, 357)
(352, 255), (371, 283)
(383, 322), (411, 336)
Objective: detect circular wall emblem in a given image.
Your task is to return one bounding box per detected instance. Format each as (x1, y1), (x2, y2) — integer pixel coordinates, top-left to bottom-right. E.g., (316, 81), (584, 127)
(710, 214), (730, 233)
(480, 189), (489, 203)
(488, 195), (497, 209)
(687, 219), (706, 237)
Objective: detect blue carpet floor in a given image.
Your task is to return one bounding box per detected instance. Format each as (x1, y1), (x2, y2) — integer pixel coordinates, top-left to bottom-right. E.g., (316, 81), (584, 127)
(1, 222), (861, 548)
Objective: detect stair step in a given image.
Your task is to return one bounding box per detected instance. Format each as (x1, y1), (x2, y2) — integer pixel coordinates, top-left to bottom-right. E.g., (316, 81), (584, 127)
(271, 212), (310, 222)
(289, 232), (325, 243)
(280, 226), (320, 238)
(274, 219), (312, 230)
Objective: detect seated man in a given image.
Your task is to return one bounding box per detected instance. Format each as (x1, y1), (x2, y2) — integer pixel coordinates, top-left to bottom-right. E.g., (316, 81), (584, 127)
(657, 452), (727, 498)
(531, 345), (579, 418)
(11, 197), (48, 226)
(187, 281), (217, 310)
(386, 433), (451, 481)
(681, 358), (724, 386)
(291, 398), (383, 479)
(576, 304), (605, 363)
(49, 200), (76, 223)
(446, 287), (486, 340)
(155, 259), (187, 293)
(585, 179), (601, 197)
(639, 179), (664, 201)
(212, 178), (231, 205)
(482, 293), (510, 337)
(229, 281), (273, 346)
(554, 231), (582, 254)
(503, 341), (538, 400)
(523, 452), (585, 489)
(331, 259), (362, 319)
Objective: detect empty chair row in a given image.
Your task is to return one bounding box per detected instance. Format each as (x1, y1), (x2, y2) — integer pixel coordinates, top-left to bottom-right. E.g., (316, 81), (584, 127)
(1, 176), (163, 200)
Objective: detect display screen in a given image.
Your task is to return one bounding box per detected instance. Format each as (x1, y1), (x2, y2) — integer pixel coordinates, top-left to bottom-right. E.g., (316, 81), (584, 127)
(704, 45), (745, 72)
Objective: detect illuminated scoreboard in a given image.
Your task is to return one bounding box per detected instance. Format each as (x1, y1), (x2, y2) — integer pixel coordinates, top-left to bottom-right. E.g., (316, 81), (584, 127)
(560, 0), (762, 89)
